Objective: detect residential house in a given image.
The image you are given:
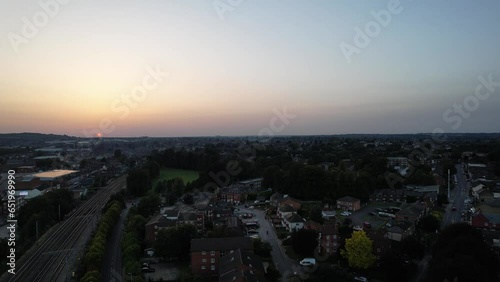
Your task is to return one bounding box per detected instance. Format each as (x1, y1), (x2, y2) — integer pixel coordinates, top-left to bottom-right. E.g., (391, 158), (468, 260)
(472, 212), (500, 230)
(145, 214), (177, 243)
(190, 237), (254, 276)
(386, 221), (414, 242)
(283, 213), (305, 232)
(218, 249), (266, 282)
(278, 196), (302, 210)
(395, 202), (426, 223)
(277, 204), (296, 219)
(370, 189), (405, 203)
(319, 220), (338, 255)
(336, 196), (361, 212)
(304, 220), (322, 232)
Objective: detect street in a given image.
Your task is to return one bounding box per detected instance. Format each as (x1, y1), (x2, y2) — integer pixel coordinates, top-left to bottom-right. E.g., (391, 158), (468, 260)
(237, 206), (300, 279)
(441, 164), (470, 228)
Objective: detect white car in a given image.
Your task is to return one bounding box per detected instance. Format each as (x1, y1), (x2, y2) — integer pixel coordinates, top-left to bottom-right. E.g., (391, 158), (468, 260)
(299, 258), (316, 266)
(353, 225), (363, 231)
(354, 276), (368, 282)
(341, 211), (352, 216)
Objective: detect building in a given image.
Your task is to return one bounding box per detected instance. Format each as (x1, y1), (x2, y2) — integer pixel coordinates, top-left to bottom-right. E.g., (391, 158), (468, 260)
(283, 213), (305, 232)
(472, 212), (500, 230)
(370, 189), (405, 203)
(395, 202), (426, 223)
(238, 178), (263, 190)
(386, 221), (414, 242)
(319, 220), (338, 255)
(190, 237), (254, 276)
(218, 249), (266, 282)
(278, 196), (302, 210)
(336, 196), (361, 212)
(277, 204), (296, 219)
(387, 157), (409, 167)
(145, 214), (177, 243)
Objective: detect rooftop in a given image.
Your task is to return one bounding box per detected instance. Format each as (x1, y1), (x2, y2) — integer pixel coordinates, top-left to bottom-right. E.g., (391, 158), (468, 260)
(190, 237), (253, 252)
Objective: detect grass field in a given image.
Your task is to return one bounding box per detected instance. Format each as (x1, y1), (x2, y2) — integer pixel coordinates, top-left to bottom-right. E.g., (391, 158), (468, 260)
(152, 167), (200, 188)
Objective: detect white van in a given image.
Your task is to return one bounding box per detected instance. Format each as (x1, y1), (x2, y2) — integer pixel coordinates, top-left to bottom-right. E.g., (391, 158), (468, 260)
(299, 258), (316, 266)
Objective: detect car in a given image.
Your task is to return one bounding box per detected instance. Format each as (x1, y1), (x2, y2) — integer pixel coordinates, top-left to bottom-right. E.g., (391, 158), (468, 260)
(353, 225), (363, 231)
(247, 229), (259, 234)
(299, 258), (316, 266)
(249, 206), (255, 209)
(142, 267), (155, 273)
(341, 211), (352, 216)
(452, 206), (457, 211)
(369, 212), (376, 216)
(354, 276), (368, 282)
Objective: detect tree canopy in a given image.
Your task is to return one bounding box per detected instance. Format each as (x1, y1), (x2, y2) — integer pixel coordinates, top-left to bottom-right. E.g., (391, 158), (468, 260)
(341, 231), (376, 270)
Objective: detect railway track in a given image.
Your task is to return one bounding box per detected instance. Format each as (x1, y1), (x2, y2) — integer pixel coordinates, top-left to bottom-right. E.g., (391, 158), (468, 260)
(2, 175), (127, 282)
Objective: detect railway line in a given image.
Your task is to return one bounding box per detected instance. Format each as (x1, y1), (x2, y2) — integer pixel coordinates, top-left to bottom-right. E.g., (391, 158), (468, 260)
(1, 175), (127, 282)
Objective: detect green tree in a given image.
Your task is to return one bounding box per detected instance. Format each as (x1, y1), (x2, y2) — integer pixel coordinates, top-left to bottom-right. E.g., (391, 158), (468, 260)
(155, 225), (197, 261)
(137, 194), (161, 219)
(341, 231), (376, 269)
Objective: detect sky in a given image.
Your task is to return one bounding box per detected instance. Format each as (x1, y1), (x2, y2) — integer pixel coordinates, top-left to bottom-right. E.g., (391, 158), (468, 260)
(1, 0), (499, 137)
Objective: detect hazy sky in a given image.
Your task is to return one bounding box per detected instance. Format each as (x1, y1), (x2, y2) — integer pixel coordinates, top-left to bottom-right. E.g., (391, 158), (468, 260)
(1, 0), (499, 137)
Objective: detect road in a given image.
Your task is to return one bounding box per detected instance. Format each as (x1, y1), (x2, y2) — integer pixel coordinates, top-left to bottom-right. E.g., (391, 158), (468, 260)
(441, 164), (470, 228)
(102, 203), (131, 282)
(236, 206), (300, 279)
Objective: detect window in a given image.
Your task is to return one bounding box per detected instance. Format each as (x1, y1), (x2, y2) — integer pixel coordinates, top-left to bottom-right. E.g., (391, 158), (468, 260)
(202, 259), (207, 263)
(210, 251), (215, 256)
(211, 258), (215, 263)
(201, 266), (206, 270)
(202, 251), (207, 255)
(211, 265), (215, 271)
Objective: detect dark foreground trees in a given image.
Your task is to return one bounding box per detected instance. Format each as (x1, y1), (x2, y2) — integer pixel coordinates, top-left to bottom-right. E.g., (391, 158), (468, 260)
(426, 223), (500, 282)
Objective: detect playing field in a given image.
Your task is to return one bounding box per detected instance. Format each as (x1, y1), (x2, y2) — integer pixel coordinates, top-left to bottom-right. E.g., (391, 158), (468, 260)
(152, 167), (200, 187)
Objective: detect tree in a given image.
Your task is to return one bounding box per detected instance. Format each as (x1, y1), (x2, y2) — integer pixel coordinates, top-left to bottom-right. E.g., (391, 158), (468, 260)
(137, 194), (161, 219)
(155, 225), (197, 261)
(426, 223), (500, 282)
(418, 214), (441, 233)
(253, 239), (272, 258)
(309, 207), (325, 224)
(400, 236), (425, 260)
(341, 231), (376, 270)
(291, 229), (318, 257)
(126, 169), (151, 197)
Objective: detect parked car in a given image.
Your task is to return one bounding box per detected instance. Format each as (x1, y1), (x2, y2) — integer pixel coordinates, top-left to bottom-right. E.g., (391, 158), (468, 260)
(299, 258), (316, 266)
(341, 211), (352, 216)
(354, 276), (368, 282)
(142, 267), (155, 273)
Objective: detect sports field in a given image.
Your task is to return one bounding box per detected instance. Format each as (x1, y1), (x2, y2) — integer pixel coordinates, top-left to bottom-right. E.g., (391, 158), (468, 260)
(152, 167), (200, 187)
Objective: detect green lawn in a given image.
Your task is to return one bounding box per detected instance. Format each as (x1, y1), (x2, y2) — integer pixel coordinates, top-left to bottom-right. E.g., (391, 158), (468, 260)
(152, 167), (200, 188)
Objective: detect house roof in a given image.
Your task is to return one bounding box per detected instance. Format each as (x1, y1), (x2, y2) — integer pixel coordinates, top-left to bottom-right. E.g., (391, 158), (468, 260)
(337, 196), (360, 203)
(145, 214), (177, 228)
(219, 249), (265, 282)
(278, 204), (296, 213)
(163, 209), (180, 218)
(179, 212), (197, 221)
(190, 237), (253, 252)
(320, 221), (338, 235)
(304, 220), (322, 231)
(285, 213), (305, 223)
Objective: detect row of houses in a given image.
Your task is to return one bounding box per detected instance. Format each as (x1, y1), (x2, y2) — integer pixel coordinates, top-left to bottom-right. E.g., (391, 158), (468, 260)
(190, 237), (267, 281)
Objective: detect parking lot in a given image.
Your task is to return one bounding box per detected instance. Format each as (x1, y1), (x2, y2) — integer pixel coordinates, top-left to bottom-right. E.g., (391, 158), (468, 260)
(345, 202), (399, 230)
(142, 262), (180, 281)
